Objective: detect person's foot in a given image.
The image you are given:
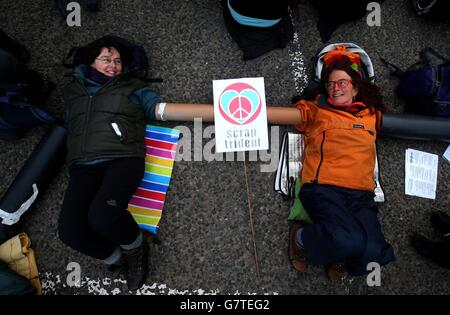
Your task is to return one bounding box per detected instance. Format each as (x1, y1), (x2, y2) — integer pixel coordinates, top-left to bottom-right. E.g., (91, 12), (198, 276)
(411, 233), (450, 269)
(288, 221), (308, 272)
(326, 262), (346, 281)
(122, 240), (149, 291)
(430, 211), (450, 238)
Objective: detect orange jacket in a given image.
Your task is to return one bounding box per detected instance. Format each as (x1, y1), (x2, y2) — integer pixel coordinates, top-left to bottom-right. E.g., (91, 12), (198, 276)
(294, 95), (382, 191)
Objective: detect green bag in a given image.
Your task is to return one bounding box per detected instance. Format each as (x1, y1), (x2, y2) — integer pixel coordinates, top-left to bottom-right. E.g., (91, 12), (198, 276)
(287, 178), (313, 224)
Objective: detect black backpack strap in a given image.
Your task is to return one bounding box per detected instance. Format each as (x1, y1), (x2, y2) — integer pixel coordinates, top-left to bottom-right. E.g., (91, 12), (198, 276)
(380, 57), (404, 77)
(381, 48), (449, 79)
(420, 47), (450, 66)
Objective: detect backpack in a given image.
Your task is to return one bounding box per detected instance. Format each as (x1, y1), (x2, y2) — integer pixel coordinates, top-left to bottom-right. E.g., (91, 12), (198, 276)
(0, 47), (55, 141)
(222, 0), (293, 60)
(0, 91), (55, 139)
(382, 47), (450, 117)
(296, 42), (375, 102)
(63, 35), (155, 80)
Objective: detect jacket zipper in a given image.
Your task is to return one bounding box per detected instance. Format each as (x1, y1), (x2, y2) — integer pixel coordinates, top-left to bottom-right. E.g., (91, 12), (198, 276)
(81, 95), (93, 156)
(73, 74), (116, 156)
(71, 75), (93, 157)
(313, 131), (325, 183)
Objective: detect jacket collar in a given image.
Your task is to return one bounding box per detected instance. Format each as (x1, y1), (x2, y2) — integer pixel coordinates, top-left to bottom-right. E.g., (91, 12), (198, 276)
(72, 64), (142, 84)
(317, 94), (368, 114)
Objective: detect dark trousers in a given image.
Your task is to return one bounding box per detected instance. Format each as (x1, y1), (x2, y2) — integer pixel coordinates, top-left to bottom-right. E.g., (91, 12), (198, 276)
(300, 183), (395, 276)
(58, 158), (144, 260)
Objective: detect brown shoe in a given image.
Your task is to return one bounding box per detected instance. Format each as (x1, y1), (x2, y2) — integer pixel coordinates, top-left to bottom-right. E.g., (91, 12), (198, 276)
(326, 262), (346, 281)
(288, 221), (308, 272)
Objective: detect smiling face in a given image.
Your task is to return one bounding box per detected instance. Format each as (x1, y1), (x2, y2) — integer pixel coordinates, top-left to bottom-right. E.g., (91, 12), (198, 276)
(90, 47), (122, 77)
(326, 70), (358, 105)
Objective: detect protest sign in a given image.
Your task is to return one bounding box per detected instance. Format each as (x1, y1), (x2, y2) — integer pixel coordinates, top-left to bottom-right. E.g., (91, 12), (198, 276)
(213, 78), (268, 153)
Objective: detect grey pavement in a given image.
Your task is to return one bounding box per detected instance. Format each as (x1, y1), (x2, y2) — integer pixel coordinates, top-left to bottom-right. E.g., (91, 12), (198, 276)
(0, 0), (449, 295)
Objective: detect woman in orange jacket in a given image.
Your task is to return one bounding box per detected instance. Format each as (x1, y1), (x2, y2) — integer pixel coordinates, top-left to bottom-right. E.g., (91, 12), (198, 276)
(148, 51), (395, 281)
(288, 56), (395, 280)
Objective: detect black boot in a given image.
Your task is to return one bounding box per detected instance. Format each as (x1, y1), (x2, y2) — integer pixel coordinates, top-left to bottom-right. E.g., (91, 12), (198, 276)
(430, 211), (450, 238)
(122, 240), (149, 291)
(411, 233), (450, 269)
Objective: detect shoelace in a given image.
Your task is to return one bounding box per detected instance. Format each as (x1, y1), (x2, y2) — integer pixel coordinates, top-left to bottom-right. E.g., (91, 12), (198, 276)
(126, 248), (145, 274)
(126, 249), (144, 274)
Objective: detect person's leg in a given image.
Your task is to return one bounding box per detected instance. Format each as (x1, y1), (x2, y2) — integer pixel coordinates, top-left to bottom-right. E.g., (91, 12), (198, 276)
(58, 164), (117, 260)
(344, 190), (395, 276)
(299, 184), (366, 267)
(86, 158), (144, 246)
(86, 157), (148, 290)
(288, 221), (308, 272)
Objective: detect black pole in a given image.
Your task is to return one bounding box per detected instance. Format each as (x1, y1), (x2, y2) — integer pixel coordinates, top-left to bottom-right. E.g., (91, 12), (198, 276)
(381, 113), (450, 142)
(0, 125), (67, 243)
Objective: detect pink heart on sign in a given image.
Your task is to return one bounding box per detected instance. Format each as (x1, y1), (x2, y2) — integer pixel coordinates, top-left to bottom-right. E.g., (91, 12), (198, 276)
(218, 82), (262, 125)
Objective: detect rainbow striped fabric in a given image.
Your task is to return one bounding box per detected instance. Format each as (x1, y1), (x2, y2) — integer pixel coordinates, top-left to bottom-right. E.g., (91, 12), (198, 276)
(127, 125), (180, 234)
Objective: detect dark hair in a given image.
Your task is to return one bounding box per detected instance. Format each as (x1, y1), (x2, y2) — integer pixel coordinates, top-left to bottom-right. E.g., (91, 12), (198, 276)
(84, 39), (130, 68)
(321, 59), (386, 112)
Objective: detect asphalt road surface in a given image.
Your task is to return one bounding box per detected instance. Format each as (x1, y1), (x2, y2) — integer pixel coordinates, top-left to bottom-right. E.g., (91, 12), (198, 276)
(0, 0), (449, 295)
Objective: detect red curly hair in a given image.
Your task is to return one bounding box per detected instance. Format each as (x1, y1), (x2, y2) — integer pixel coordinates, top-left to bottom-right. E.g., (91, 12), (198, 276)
(321, 58), (386, 113)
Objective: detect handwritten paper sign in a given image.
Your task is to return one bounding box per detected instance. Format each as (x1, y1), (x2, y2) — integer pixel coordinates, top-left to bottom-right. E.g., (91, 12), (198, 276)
(405, 148), (438, 199)
(213, 77), (268, 153)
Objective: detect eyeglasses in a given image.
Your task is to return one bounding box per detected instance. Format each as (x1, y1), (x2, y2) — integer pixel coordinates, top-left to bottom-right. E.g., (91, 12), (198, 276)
(96, 57), (122, 65)
(325, 79), (352, 90)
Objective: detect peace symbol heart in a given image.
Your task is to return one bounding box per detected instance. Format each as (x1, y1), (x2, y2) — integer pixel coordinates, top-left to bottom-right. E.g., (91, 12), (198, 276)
(218, 83), (262, 125)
